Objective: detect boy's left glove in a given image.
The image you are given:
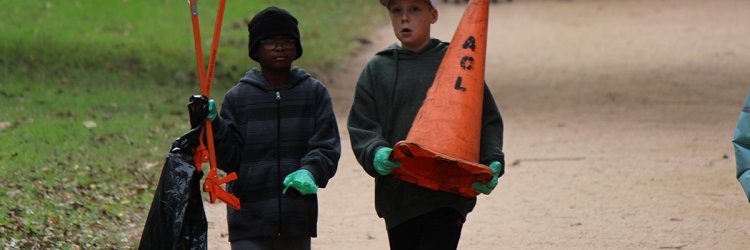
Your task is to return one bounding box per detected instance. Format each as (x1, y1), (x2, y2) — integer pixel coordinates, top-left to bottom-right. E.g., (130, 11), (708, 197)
(187, 95), (218, 128)
(283, 169), (318, 195)
(472, 161), (503, 195)
(373, 147), (402, 175)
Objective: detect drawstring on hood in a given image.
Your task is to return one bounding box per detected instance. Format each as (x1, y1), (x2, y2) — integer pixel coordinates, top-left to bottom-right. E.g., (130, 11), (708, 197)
(389, 48), (399, 136)
(375, 39), (447, 137)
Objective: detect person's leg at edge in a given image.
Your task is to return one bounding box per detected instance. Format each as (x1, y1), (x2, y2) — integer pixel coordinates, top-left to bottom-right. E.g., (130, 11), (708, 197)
(231, 237), (271, 250)
(271, 235), (311, 250)
(231, 236), (310, 250)
(387, 207), (464, 250)
(416, 207), (464, 250)
(388, 216), (420, 250)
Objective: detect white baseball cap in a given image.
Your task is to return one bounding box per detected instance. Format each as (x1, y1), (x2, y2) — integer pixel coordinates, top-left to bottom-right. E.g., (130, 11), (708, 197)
(379, 0), (436, 8)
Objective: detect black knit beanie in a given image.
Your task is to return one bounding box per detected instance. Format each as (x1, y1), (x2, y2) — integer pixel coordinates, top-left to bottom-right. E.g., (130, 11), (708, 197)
(247, 6), (303, 61)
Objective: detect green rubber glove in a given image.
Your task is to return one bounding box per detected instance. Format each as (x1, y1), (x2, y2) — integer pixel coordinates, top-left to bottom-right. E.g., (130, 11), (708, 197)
(472, 161), (503, 195)
(283, 169), (317, 195)
(374, 147), (402, 176)
(207, 99), (218, 121)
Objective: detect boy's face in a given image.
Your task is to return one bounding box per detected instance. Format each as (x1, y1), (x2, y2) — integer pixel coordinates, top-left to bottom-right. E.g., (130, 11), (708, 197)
(255, 35), (297, 71)
(387, 0), (438, 52)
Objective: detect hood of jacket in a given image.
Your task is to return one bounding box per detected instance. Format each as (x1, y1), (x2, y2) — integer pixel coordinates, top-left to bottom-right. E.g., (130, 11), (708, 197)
(238, 67), (312, 91)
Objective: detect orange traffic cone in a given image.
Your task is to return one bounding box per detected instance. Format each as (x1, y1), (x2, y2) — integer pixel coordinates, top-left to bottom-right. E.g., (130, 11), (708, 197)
(391, 0), (493, 198)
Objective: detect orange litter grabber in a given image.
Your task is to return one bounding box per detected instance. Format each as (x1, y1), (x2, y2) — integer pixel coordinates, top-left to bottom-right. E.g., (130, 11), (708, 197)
(187, 0), (240, 210)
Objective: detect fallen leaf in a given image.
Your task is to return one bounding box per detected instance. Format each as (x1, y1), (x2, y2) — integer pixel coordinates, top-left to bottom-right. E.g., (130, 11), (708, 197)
(83, 120), (97, 129)
(0, 121), (13, 132)
(144, 161), (158, 169)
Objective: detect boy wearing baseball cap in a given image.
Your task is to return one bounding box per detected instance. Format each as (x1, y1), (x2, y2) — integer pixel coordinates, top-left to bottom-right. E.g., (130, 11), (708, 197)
(348, 0), (505, 249)
(190, 6), (341, 250)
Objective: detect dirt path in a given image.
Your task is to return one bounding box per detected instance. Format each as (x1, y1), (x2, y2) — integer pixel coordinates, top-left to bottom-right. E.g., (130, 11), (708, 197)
(207, 0), (750, 249)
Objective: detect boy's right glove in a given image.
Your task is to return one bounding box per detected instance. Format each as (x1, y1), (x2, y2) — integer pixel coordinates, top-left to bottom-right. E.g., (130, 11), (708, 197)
(472, 161), (503, 195)
(188, 95), (218, 128)
(283, 169), (318, 195)
(373, 147), (402, 175)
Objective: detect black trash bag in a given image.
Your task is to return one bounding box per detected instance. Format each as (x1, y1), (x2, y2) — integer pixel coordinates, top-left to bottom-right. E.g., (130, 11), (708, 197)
(139, 126), (207, 250)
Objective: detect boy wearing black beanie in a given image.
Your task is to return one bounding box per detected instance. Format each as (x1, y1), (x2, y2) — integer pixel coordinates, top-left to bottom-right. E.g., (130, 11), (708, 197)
(191, 6), (340, 250)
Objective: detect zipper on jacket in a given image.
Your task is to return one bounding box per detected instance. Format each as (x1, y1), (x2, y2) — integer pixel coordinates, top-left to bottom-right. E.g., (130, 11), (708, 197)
(275, 90), (282, 236)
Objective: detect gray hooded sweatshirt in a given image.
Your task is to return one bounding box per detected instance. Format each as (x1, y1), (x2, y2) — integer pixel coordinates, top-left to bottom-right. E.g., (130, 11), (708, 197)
(347, 39), (505, 229)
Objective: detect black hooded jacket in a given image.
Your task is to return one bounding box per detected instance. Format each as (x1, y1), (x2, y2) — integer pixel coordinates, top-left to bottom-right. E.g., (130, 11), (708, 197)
(211, 67), (340, 240)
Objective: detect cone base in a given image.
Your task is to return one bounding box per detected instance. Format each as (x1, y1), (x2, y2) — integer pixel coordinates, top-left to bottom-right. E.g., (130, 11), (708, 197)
(390, 141), (494, 198)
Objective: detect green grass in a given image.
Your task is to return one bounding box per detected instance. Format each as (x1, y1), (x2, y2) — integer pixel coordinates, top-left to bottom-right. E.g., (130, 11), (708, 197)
(0, 0), (384, 248)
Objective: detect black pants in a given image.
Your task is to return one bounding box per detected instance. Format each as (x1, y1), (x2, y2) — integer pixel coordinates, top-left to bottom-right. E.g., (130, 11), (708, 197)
(230, 236), (311, 250)
(387, 207), (465, 250)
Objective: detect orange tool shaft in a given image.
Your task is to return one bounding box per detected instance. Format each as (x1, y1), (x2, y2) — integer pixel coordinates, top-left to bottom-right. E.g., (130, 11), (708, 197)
(187, 0), (240, 210)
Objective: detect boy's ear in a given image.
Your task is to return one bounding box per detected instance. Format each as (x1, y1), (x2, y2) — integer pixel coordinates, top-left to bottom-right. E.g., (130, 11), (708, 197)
(430, 8), (438, 24)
